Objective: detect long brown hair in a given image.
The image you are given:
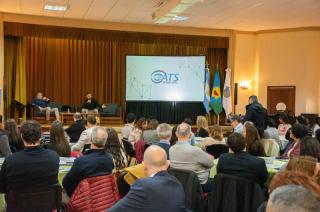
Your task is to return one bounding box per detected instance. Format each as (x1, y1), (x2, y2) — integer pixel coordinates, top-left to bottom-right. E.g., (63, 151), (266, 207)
(286, 156), (318, 177)
(105, 128), (127, 170)
(4, 119), (23, 149)
(50, 121), (70, 156)
(244, 122), (266, 156)
(210, 125), (223, 141)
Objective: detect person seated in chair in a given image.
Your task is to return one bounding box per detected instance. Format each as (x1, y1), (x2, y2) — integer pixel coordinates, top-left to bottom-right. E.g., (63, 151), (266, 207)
(65, 113), (86, 143)
(217, 133), (268, 188)
(32, 92), (60, 121)
(63, 126), (114, 199)
(0, 121), (59, 195)
(81, 93), (100, 114)
(108, 145), (187, 212)
(156, 123), (172, 159)
(170, 123), (214, 193)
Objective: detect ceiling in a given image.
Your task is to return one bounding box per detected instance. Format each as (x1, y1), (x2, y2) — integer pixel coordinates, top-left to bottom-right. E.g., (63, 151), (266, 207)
(0, 0), (319, 31)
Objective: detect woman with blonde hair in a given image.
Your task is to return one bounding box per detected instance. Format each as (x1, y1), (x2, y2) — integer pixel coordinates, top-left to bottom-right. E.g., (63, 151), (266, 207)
(201, 125), (225, 148)
(195, 115), (209, 138)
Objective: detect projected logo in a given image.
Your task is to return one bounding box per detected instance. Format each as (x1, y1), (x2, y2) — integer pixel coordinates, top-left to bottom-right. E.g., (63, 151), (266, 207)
(151, 70), (179, 84)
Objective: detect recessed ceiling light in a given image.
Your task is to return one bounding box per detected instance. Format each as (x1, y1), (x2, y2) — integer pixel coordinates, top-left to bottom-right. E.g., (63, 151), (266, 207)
(172, 16), (189, 21)
(44, 4), (68, 11)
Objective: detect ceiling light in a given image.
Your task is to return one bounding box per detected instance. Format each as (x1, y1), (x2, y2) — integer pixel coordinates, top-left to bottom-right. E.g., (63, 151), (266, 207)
(44, 4), (68, 11)
(172, 16), (189, 21)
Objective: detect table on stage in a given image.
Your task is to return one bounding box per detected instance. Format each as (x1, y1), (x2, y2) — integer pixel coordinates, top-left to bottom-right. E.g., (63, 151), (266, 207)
(0, 157), (74, 210)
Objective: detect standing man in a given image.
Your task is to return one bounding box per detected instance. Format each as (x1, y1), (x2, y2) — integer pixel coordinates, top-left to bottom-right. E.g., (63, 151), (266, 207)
(81, 93), (100, 114)
(32, 92), (60, 121)
(243, 95), (267, 137)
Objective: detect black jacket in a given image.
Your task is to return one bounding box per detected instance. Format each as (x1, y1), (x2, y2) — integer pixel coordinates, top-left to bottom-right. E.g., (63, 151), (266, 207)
(62, 149), (114, 197)
(195, 128), (209, 138)
(0, 129), (11, 157)
(216, 152), (268, 187)
(82, 98), (100, 110)
(0, 146), (59, 193)
(243, 103), (267, 136)
(65, 120), (86, 143)
(208, 173), (266, 212)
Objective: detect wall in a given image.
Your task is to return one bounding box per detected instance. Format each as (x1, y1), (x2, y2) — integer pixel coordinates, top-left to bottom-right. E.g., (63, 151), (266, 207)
(234, 30), (320, 115)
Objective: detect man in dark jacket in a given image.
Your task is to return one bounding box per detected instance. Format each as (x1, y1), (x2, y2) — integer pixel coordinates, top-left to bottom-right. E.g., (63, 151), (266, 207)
(0, 120), (59, 194)
(108, 145), (187, 212)
(63, 126), (114, 198)
(243, 95), (267, 136)
(81, 93), (100, 113)
(65, 113), (86, 143)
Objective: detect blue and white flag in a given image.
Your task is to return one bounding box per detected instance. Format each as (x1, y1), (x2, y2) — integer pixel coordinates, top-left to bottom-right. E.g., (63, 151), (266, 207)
(203, 66), (211, 113)
(222, 67), (232, 115)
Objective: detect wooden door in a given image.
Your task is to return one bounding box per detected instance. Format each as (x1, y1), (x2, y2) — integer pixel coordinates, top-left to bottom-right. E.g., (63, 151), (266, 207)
(267, 86), (295, 115)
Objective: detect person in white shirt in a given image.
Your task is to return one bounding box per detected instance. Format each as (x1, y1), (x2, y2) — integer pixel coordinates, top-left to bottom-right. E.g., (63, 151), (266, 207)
(230, 115), (244, 134)
(71, 115), (97, 152)
(278, 113), (291, 136)
(121, 113), (136, 140)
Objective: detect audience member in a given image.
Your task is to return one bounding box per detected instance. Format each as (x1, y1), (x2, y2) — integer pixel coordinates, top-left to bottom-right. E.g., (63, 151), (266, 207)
(170, 125), (178, 146)
(230, 115), (244, 134)
(0, 115), (12, 157)
(81, 93), (100, 113)
(31, 92), (60, 121)
(269, 171), (320, 196)
(121, 113), (136, 140)
(65, 113), (86, 143)
(244, 122), (266, 156)
(267, 185), (320, 212)
(135, 117), (148, 130)
(195, 116), (209, 138)
(286, 156), (319, 179)
(217, 133), (268, 188)
(44, 121), (71, 157)
(296, 115), (308, 125)
(263, 118), (280, 144)
(105, 128), (128, 170)
(108, 145), (187, 212)
(0, 121), (59, 194)
(300, 136), (320, 161)
(278, 113), (291, 136)
(156, 123), (172, 159)
(128, 126), (143, 145)
(143, 119), (160, 145)
(282, 123), (309, 159)
(243, 95), (267, 137)
(63, 127), (114, 198)
(182, 118), (196, 146)
(4, 119), (23, 152)
(170, 123), (214, 192)
(201, 125), (226, 149)
(307, 116), (320, 137)
(71, 114), (97, 152)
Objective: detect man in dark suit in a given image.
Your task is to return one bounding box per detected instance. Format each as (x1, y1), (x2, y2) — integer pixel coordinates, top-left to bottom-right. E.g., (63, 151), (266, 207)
(0, 120), (59, 194)
(217, 133), (268, 187)
(108, 145), (188, 212)
(63, 126), (114, 198)
(65, 112), (86, 143)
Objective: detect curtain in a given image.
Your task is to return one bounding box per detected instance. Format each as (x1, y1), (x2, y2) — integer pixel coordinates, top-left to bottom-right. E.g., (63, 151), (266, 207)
(4, 36), (27, 119)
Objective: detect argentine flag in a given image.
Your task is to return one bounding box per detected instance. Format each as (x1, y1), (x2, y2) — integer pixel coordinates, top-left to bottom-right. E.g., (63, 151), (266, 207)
(203, 67), (211, 113)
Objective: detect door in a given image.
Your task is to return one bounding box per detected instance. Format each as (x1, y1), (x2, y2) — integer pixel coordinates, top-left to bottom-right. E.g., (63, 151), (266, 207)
(267, 86), (295, 115)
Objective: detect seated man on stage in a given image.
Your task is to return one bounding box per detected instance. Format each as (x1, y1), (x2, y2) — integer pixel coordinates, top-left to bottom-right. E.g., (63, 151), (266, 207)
(81, 93), (100, 114)
(32, 92), (60, 121)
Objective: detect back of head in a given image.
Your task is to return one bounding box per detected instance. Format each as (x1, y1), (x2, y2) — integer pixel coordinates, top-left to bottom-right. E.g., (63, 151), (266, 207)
(297, 115), (308, 125)
(156, 123), (172, 140)
(183, 118), (193, 126)
(226, 133), (245, 153)
(249, 95), (258, 104)
(176, 123), (191, 140)
(91, 126), (108, 148)
(126, 113), (136, 124)
(268, 185), (320, 212)
(269, 171), (320, 196)
(50, 121), (66, 144)
(244, 122), (260, 145)
(291, 123), (309, 139)
(300, 136), (320, 161)
(196, 116), (208, 130)
(210, 125), (223, 140)
(20, 120), (41, 145)
(279, 112), (289, 124)
(230, 115), (241, 123)
(4, 119), (19, 141)
(86, 114), (97, 126)
(144, 145), (169, 171)
(147, 119), (159, 130)
(105, 128), (120, 147)
(286, 156), (318, 177)
(74, 112), (82, 121)
(267, 118), (277, 128)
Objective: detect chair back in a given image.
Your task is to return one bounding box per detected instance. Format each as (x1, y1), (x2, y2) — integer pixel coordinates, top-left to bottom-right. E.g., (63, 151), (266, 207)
(168, 168), (205, 212)
(260, 139), (280, 157)
(208, 173), (266, 212)
(206, 144), (229, 158)
(68, 174), (120, 212)
(6, 184), (62, 212)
